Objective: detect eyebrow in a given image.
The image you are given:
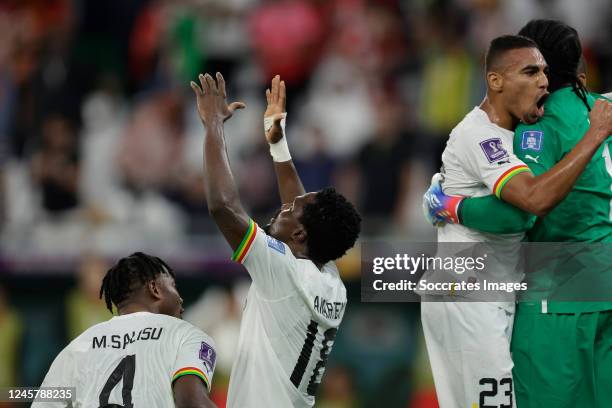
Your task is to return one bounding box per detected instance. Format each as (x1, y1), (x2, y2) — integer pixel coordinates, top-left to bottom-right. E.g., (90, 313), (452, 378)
(520, 64), (547, 73)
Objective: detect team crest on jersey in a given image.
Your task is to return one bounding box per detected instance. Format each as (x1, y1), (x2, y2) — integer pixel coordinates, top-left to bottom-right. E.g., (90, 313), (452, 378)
(199, 341), (216, 371)
(521, 130), (543, 151)
(479, 138), (509, 163)
(266, 235), (285, 254)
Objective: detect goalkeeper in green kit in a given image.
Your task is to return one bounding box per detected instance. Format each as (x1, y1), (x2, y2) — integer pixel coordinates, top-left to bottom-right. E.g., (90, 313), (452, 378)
(424, 20), (612, 407)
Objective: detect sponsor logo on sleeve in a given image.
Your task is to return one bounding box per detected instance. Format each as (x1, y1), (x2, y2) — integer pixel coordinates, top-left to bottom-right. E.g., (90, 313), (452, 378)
(266, 235), (286, 254)
(199, 341), (216, 372)
(479, 138), (509, 163)
(521, 130), (543, 151)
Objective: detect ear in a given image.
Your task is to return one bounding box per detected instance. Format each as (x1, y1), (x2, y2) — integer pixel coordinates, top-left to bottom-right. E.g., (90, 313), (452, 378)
(291, 226), (307, 244)
(147, 279), (162, 301)
(487, 71), (504, 93)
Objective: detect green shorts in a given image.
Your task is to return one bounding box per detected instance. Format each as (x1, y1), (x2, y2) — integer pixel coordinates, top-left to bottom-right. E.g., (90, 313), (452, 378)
(511, 304), (612, 408)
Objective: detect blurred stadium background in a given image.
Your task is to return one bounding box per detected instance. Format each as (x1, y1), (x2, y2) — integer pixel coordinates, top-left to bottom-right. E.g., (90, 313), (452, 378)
(0, 0), (611, 407)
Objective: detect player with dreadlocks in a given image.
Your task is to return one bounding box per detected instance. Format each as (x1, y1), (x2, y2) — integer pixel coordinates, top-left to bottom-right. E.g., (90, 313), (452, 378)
(33, 252), (218, 408)
(425, 20), (612, 407)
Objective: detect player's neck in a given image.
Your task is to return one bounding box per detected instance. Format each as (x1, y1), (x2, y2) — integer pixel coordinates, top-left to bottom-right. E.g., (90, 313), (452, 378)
(479, 96), (516, 131)
(117, 302), (156, 316)
(290, 245), (324, 270)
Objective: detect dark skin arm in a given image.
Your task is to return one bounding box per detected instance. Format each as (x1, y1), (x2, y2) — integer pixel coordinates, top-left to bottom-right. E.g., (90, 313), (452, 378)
(264, 75), (306, 203)
(501, 98), (612, 216)
(191, 72), (249, 251)
(173, 375), (217, 408)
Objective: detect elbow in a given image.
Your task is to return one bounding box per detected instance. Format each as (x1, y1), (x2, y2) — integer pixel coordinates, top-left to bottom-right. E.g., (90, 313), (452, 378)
(208, 203), (232, 220)
(207, 193), (236, 216)
(208, 201), (241, 222)
(522, 195), (552, 217)
(208, 202), (228, 216)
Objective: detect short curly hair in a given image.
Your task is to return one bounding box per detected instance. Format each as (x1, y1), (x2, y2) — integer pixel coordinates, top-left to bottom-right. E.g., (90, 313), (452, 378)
(299, 187), (361, 265)
(99, 252), (175, 314)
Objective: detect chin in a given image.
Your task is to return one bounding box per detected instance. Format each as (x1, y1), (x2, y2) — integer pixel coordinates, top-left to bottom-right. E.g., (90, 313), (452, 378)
(522, 115), (538, 125)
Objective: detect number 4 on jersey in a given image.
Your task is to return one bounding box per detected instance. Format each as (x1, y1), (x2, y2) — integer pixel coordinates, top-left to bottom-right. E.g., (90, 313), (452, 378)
(99, 355), (136, 408)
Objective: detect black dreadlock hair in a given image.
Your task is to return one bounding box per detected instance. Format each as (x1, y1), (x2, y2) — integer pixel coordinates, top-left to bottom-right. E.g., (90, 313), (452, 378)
(299, 187), (361, 265)
(519, 19), (590, 111)
(99, 252), (175, 314)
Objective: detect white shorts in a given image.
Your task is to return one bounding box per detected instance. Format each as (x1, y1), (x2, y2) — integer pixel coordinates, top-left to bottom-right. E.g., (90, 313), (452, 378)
(421, 297), (515, 408)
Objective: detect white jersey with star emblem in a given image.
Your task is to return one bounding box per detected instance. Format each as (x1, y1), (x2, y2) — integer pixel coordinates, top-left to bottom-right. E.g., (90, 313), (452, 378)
(420, 106), (530, 297)
(227, 220), (347, 408)
(32, 312), (216, 408)
(420, 106), (531, 408)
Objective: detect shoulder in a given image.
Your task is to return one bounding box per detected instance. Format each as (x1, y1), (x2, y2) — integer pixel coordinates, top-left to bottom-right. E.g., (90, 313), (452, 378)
(451, 110), (508, 144)
(297, 260), (346, 297)
(156, 315), (209, 337)
(69, 319), (111, 346)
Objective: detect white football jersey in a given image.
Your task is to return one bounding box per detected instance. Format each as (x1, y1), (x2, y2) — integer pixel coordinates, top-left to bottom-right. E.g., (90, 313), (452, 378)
(227, 220), (347, 408)
(420, 107), (530, 298)
(32, 312), (216, 408)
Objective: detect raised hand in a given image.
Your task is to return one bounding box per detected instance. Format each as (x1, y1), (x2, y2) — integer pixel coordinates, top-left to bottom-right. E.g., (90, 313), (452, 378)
(190, 72), (245, 127)
(264, 75), (287, 144)
(588, 98), (612, 142)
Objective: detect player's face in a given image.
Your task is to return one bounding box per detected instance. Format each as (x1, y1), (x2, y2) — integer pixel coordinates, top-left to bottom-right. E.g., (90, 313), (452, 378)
(156, 274), (184, 318)
(264, 192), (317, 243)
(500, 47), (549, 125)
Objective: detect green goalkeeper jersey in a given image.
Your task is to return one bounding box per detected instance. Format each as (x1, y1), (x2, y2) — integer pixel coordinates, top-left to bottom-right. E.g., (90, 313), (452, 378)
(514, 87), (612, 243)
(458, 87), (612, 313)
(515, 88), (612, 313)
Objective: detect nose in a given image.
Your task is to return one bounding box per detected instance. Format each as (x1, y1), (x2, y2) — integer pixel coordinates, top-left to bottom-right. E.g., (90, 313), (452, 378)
(538, 71), (548, 88)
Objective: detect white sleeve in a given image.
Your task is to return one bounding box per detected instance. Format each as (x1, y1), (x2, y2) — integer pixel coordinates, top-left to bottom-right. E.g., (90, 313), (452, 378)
(30, 348), (73, 408)
(459, 129), (530, 198)
(171, 327), (217, 393)
(231, 219), (297, 299)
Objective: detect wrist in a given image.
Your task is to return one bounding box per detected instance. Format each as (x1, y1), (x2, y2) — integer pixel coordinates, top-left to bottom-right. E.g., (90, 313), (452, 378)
(265, 113), (291, 162)
(269, 137), (292, 162)
(587, 126), (609, 143)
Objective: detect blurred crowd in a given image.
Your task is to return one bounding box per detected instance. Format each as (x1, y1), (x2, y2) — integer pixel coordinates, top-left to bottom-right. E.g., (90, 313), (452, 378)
(2, 0), (610, 255)
(1, 0), (612, 407)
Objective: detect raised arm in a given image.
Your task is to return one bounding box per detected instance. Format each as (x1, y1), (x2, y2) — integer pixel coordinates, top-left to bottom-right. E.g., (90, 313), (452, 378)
(264, 75), (305, 204)
(499, 99), (612, 216)
(190, 73), (249, 250)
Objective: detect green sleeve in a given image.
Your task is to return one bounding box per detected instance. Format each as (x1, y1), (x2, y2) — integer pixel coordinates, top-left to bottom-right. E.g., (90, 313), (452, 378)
(514, 119), (563, 175)
(459, 194), (536, 234)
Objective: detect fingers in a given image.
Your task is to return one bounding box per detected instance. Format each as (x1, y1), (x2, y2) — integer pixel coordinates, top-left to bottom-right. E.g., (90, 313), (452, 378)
(204, 73), (217, 94)
(272, 75), (280, 103)
(266, 89), (271, 105)
(190, 81), (202, 95)
(198, 74), (207, 93)
(279, 80), (286, 110)
(196, 72), (227, 96)
(216, 72), (226, 98)
(228, 101), (246, 113)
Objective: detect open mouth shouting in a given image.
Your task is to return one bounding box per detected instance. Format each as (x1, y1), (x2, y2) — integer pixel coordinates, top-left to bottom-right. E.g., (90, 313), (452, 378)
(535, 91), (550, 118)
